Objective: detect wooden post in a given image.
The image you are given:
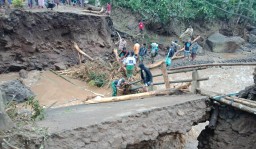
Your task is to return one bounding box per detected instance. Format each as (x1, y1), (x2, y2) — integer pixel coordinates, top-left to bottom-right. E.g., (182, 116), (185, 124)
(161, 62), (170, 89)
(191, 70), (199, 93)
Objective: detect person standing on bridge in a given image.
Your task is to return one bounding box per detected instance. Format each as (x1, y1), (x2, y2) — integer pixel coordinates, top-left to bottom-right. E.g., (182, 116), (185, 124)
(139, 63), (153, 92)
(111, 78), (126, 96)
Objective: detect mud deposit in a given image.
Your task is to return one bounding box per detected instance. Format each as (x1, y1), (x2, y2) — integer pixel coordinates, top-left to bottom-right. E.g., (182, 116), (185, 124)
(0, 10), (113, 73)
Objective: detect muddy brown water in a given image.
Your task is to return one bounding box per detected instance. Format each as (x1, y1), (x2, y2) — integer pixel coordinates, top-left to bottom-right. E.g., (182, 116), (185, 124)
(0, 71), (110, 107)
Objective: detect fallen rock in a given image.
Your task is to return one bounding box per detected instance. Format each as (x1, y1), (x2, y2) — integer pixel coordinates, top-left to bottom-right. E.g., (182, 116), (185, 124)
(207, 32), (245, 53)
(19, 69), (28, 79)
(0, 90), (14, 130)
(248, 34), (256, 44)
(54, 62), (66, 70)
(0, 80), (35, 103)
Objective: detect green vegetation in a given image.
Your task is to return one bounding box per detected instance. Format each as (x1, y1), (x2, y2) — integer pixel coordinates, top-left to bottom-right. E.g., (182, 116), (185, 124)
(88, 71), (107, 87)
(12, 0), (23, 8)
(100, 0), (256, 24)
(25, 97), (45, 121)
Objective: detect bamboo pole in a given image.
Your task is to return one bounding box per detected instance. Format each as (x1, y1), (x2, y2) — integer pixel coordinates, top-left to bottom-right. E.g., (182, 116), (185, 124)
(197, 89), (256, 115)
(73, 42), (94, 61)
(169, 63), (256, 71)
(224, 96), (256, 108)
(216, 98), (256, 115)
(85, 89), (178, 104)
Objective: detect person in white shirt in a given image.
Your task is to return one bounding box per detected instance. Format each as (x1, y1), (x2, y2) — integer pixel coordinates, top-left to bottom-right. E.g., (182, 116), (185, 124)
(124, 51), (136, 79)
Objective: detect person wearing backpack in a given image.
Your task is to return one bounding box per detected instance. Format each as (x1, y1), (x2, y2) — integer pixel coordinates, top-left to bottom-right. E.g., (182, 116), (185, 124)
(150, 42), (158, 63)
(139, 43), (147, 63)
(165, 45), (176, 68)
(191, 42), (199, 61)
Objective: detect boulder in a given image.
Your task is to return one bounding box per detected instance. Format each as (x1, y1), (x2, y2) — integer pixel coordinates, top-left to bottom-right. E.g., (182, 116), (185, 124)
(0, 90), (14, 130)
(207, 32), (245, 53)
(19, 69), (28, 79)
(54, 62), (66, 70)
(0, 80), (35, 103)
(248, 34), (256, 44)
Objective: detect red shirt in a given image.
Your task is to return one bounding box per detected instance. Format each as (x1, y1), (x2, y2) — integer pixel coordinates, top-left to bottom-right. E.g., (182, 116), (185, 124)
(107, 4), (111, 11)
(139, 22), (144, 30)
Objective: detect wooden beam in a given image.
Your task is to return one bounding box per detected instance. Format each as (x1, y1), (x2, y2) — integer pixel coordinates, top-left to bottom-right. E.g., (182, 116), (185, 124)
(85, 89), (178, 104)
(161, 62), (170, 89)
(169, 63), (256, 71)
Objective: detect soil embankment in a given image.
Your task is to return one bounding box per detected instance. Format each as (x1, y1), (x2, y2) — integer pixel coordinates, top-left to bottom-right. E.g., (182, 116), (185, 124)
(0, 9), (114, 73)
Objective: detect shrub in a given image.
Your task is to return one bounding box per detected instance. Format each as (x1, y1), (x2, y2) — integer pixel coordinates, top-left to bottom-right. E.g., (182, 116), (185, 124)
(88, 71), (107, 87)
(25, 97), (44, 121)
(12, 0), (23, 8)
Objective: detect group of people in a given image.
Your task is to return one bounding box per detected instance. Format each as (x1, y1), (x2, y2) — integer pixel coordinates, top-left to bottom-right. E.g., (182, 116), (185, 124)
(111, 25), (200, 96)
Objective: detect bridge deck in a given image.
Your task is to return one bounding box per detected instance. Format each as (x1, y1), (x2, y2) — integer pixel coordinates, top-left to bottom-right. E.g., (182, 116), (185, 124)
(38, 94), (207, 133)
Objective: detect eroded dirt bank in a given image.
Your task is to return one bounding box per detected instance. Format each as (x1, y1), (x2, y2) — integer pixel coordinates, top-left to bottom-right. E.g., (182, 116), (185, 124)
(0, 10), (114, 73)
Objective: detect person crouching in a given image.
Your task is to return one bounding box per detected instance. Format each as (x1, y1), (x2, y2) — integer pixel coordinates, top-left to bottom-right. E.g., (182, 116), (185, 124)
(139, 63), (153, 92)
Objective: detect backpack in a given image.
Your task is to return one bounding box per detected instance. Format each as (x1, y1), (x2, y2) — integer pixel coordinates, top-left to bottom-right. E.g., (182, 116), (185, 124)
(139, 47), (147, 56)
(167, 47), (175, 58)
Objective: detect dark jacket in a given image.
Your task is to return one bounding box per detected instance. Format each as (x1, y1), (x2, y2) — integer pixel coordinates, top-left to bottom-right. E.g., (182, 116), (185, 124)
(139, 64), (152, 83)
